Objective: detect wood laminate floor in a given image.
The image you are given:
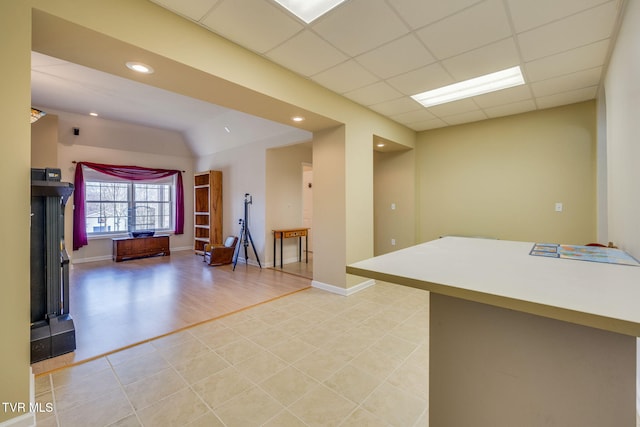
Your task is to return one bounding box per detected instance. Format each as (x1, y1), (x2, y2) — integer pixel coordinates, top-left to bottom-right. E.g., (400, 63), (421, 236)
(32, 250), (311, 374)
(271, 252), (313, 279)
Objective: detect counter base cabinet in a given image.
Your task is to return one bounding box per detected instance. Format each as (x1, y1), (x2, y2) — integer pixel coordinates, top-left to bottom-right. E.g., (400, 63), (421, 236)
(113, 235), (170, 262)
(347, 237), (640, 427)
(430, 293), (635, 427)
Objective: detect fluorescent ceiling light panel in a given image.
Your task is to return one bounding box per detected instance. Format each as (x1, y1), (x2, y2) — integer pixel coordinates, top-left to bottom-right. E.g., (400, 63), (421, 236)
(272, 0), (347, 23)
(411, 66), (525, 108)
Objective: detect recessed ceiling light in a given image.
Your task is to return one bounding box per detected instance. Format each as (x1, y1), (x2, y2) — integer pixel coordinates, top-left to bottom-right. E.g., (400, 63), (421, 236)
(125, 61), (154, 74)
(272, 0), (348, 24)
(224, 126), (231, 133)
(411, 66), (525, 108)
(376, 143), (385, 148)
(292, 116), (305, 122)
(89, 112), (98, 117)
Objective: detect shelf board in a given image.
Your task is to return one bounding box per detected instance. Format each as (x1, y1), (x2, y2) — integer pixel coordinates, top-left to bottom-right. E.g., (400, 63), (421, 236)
(195, 237), (209, 242)
(194, 225), (210, 229)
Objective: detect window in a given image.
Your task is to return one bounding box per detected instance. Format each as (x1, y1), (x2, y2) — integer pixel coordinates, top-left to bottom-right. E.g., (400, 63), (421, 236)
(84, 170), (174, 235)
(73, 161), (184, 251)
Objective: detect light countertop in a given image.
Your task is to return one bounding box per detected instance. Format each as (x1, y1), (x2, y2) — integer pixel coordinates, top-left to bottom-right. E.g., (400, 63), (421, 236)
(347, 236), (640, 336)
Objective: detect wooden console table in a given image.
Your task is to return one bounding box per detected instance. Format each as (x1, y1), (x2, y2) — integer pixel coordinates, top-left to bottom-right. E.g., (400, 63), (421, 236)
(112, 235), (170, 262)
(347, 237), (640, 427)
(273, 228), (309, 268)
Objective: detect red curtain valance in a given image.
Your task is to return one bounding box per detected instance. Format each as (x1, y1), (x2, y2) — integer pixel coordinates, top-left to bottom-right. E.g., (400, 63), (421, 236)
(73, 162), (184, 250)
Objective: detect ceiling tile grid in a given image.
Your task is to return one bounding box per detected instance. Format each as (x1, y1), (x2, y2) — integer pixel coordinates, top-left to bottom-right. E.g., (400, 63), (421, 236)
(311, 59), (380, 94)
(265, 30), (348, 76)
(354, 34), (436, 80)
(199, 0), (304, 54)
(68, 0), (624, 135)
(415, 0), (513, 60)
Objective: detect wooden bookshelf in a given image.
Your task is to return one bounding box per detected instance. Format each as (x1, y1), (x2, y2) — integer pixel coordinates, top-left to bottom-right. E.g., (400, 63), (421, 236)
(194, 170), (222, 254)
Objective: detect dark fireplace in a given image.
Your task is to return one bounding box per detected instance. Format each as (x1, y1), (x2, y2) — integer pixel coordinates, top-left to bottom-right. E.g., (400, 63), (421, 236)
(30, 168), (75, 363)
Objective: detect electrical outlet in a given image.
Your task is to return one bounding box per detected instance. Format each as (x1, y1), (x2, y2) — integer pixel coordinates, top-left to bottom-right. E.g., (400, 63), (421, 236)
(391, 238), (396, 246)
(391, 203), (396, 210)
(555, 202), (563, 212)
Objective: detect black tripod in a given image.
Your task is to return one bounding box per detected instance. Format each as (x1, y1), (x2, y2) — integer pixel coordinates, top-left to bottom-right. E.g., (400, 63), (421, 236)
(233, 193), (262, 270)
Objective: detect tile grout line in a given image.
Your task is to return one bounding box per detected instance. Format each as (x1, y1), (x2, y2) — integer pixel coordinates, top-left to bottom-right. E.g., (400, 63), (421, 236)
(179, 328), (233, 427)
(49, 373), (61, 427)
(105, 355), (144, 427)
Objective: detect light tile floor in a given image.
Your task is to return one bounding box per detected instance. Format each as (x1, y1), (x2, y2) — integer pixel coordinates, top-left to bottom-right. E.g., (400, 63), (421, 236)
(34, 283), (430, 427)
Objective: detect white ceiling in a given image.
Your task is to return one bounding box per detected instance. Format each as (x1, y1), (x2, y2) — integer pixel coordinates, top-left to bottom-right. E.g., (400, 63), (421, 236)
(30, 52), (311, 157)
(31, 0), (625, 153)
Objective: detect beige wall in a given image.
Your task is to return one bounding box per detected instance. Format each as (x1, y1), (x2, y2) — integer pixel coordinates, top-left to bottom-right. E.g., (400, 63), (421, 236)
(266, 142), (313, 266)
(416, 101), (597, 245)
(374, 148), (416, 255)
(604, 0), (640, 259)
(313, 126), (347, 288)
(31, 113), (58, 168)
(0, 1), (31, 423)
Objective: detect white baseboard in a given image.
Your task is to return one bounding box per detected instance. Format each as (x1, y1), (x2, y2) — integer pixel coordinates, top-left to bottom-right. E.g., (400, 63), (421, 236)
(71, 254), (112, 264)
(312, 279), (375, 296)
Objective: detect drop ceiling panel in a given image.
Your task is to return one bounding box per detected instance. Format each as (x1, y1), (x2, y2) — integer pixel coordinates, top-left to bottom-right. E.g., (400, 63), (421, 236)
(484, 99), (538, 119)
(311, 59), (379, 94)
(472, 85), (533, 109)
(524, 40), (610, 82)
(507, 0), (614, 33)
(442, 38), (520, 81)
(386, 63), (454, 96)
(517, 2), (619, 62)
(149, 0), (220, 21)
(531, 67), (602, 98)
(312, 0), (409, 56)
(369, 97), (424, 117)
(411, 117), (448, 131)
(416, 0), (512, 60)
(536, 86), (598, 109)
(388, 0), (484, 30)
(427, 98), (480, 117)
(391, 108), (437, 125)
(266, 30), (347, 76)
(344, 81), (403, 106)
(200, 0), (303, 53)
(355, 35), (435, 80)
(442, 109), (488, 126)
